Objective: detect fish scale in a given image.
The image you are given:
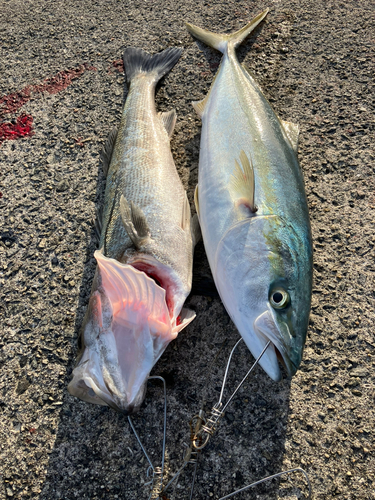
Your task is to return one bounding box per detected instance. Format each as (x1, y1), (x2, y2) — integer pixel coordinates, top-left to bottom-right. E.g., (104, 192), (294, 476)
(102, 77), (188, 272)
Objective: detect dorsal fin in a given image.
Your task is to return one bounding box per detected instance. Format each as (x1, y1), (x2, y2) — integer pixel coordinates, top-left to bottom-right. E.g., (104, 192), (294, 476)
(282, 120), (299, 152)
(191, 68), (220, 118)
(100, 128), (118, 177)
(159, 109), (177, 138)
(94, 205), (103, 240)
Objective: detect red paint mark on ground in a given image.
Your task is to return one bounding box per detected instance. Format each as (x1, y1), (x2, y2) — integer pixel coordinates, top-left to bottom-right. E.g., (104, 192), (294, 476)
(0, 115), (34, 144)
(0, 89), (31, 116)
(0, 64), (96, 144)
(0, 64), (96, 117)
(31, 63), (97, 97)
(109, 59), (124, 73)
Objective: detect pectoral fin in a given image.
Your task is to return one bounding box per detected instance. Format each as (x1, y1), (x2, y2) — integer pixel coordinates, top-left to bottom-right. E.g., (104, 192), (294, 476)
(119, 195), (151, 249)
(282, 120), (299, 152)
(229, 151), (257, 214)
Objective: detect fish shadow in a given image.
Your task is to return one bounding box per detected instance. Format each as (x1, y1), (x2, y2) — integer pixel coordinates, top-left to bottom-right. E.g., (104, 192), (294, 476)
(38, 183), (307, 500)
(39, 83), (307, 500)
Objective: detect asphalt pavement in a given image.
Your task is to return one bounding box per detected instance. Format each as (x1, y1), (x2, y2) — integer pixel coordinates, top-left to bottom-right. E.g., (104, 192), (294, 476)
(0, 1), (374, 499)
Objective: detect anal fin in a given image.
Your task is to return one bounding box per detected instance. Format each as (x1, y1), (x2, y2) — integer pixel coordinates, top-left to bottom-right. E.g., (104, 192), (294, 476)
(119, 195), (151, 249)
(181, 191), (191, 231)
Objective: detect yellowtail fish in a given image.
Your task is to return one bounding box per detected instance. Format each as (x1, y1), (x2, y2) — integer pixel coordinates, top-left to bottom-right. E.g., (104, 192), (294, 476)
(68, 47), (199, 414)
(186, 10), (312, 381)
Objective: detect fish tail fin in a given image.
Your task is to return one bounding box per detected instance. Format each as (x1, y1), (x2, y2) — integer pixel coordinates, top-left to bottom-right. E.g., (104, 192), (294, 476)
(123, 47), (182, 84)
(185, 8), (268, 53)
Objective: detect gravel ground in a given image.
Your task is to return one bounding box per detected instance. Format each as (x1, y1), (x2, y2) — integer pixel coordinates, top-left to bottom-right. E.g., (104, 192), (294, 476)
(1, 1), (374, 499)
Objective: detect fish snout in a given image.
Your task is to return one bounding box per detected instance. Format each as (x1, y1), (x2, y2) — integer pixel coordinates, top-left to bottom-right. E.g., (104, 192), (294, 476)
(68, 355), (148, 414)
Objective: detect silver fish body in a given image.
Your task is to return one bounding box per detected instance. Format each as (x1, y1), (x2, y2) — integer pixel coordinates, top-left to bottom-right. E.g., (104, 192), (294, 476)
(187, 10), (312, 381)
(68, 47), (197, 413)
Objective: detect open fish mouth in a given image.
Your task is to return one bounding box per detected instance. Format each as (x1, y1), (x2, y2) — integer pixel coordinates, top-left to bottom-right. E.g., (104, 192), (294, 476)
(68, 357), (147, 415)
(68, 252), (195, 414)
(254, 309), (296, 378)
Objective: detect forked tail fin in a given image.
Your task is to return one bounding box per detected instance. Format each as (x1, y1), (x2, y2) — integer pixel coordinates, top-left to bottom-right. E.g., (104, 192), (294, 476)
(123, 46), (182, 84)
(185, 8), (269, 54)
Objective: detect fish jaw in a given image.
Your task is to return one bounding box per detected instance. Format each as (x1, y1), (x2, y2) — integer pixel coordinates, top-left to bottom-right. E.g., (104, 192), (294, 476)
(253, 309), (296, 378)
(68, 251), (193, 414)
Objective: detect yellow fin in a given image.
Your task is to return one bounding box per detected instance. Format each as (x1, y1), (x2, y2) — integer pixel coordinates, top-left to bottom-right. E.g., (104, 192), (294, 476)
(282, 120), (299, 151)
(185, 9), (269, 53)
(192, 97), (208, 118)
(229, 151), (257, 213)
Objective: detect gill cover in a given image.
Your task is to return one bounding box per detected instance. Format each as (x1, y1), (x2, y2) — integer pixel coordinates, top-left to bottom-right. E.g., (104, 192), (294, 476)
(68, 251), (195, 413)
(214, 215), (311, 381)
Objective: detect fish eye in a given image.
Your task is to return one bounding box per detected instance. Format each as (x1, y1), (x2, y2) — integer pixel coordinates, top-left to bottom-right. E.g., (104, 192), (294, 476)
(270, 288), (290, 309)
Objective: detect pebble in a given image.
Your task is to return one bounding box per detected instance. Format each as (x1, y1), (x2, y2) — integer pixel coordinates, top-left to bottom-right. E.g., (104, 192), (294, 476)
(56, 179), (69, 192)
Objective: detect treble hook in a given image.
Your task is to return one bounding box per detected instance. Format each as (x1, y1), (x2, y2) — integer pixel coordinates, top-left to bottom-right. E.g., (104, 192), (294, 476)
(192, 339), (271, 450)
(128, 375), (167, 500)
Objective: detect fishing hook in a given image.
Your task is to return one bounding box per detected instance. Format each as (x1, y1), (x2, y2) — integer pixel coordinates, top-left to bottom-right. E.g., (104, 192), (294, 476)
(192, 340), (271, 450)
